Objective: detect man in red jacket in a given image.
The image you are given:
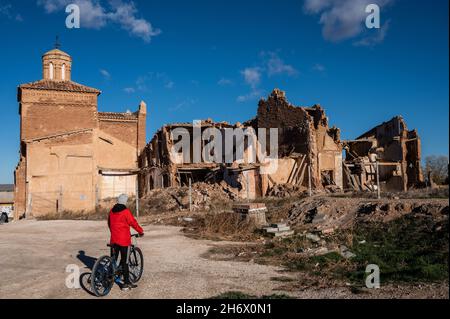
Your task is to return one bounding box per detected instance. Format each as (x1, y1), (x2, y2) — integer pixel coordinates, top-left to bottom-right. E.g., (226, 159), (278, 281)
(108, 194), (144, 291)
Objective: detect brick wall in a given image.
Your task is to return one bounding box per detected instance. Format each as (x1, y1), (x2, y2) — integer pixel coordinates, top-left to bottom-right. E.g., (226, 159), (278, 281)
(20, 90), (98, 141)
(99, 120), (138, 148)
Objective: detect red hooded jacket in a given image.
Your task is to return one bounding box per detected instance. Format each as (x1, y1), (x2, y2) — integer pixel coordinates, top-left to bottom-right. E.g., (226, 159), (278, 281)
(108, 204), (144, 247)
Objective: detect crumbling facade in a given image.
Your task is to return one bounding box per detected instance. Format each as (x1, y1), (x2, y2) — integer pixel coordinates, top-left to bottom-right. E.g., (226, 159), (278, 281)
(138, 89), (343, 199)
(343, 116), (424, 192)
(253, 89), (343, 191)
(14, 47), (146, 219)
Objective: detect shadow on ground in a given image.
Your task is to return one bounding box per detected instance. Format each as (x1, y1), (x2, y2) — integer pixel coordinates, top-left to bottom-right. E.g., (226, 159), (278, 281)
(77, 250), (98, 296)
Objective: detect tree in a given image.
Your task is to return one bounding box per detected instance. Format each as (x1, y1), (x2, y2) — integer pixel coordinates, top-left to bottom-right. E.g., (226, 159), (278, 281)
(425, 155), (449, 185)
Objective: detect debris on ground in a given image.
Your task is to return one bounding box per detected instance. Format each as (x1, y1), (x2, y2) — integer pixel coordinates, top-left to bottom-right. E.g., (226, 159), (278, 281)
(264, 223), (295, 238)
(287, 196), (449, 231)
(339, 245), (356, 259)
(266, 184), (306, 198)
(232, 203), (268, 227)
(140, 182), (236, 213)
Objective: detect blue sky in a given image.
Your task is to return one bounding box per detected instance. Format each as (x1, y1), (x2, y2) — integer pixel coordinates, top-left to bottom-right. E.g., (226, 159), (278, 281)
(0, 0), (448, 183)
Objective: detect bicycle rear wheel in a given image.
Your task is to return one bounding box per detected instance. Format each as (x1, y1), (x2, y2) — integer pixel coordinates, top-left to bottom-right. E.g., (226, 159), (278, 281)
(129, 247), (144, 283)
(91, 255), (114, 297)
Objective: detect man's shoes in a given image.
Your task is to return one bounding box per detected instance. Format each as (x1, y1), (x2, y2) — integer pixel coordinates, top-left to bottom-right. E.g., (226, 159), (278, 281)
(121, 282), (138, 291)
(127, 282), (138, 289)
(121, 284), (131, 291)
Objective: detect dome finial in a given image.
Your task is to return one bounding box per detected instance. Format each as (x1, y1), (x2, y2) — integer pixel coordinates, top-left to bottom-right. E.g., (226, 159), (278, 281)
(54, 35), (61, 50)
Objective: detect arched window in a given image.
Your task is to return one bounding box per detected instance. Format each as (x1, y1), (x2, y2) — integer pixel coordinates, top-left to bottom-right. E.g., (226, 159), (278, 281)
(49, 62), (54, 80)
(61, 64), (66, 80)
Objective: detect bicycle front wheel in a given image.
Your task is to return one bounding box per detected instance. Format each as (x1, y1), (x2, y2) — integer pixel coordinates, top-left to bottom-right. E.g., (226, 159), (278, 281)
(91, 255), (114, 297)
(129, 247), (144, 283)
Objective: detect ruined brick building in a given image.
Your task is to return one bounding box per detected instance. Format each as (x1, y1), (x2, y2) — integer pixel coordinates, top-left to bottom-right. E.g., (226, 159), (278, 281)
(138, 89), (343, 199)
(14, 47), (146, 219)
(343, 116), (424, 192)
(13, 48), (424, 218)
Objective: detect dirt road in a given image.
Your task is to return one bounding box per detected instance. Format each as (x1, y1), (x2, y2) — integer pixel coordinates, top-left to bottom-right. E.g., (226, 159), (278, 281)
(0, 220), (447, 299)
(0, 220), (293, 299)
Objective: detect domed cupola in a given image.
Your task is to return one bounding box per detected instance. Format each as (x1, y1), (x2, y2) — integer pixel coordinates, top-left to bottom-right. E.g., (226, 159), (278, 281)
(42, 41), (72, 81)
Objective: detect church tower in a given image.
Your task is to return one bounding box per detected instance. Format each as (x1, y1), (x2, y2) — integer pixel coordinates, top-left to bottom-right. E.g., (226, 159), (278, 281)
(42, 48), (72, 81)
(15, 44), (146, 221)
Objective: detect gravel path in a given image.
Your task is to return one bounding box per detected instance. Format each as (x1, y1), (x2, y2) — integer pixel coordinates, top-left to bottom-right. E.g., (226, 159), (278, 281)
(0, 220), (447, 299)
(0, 220), (291, 299)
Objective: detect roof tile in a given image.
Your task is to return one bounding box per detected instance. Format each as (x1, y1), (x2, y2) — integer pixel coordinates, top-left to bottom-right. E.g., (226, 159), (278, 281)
(19, 80), (101, 94)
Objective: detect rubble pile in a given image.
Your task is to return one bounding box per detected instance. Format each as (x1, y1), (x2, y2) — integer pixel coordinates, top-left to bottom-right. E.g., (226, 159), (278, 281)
(140, 182), (236, 213)
(266, 184), (306, 198)
(288, 197), (449, 231)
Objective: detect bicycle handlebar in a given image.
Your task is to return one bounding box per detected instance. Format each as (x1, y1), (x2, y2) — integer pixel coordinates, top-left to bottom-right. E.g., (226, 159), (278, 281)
(131, 233), (143, 238)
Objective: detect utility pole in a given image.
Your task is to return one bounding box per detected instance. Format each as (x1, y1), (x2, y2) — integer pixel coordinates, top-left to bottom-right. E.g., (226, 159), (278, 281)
(95, 185), (99, 207)
(376, 160), (381, 199)
(135, 177), (140, 219)
(189, 177), (192, 212)
(308, 164), (312, 197)
(246, 173), (250, 202)
(58, 185), (63, 216)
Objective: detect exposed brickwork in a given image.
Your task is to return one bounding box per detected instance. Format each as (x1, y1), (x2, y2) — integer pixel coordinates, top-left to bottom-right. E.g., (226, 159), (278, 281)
(99, 120), (139, 148)
(139, 89), (343, 198)
(20, 80), (100, 94)
(137, 101), (147, 154)
(344, 116), (424, 192)
(257, 89), (308, 129)
(21, 99), (98, 141)
(14, 48), (146, 219)
(256, 89), (342, 188)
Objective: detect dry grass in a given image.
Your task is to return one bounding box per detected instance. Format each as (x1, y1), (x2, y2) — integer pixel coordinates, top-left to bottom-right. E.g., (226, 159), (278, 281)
(35, 206), (109, 221)
(183, 211), (260, 241)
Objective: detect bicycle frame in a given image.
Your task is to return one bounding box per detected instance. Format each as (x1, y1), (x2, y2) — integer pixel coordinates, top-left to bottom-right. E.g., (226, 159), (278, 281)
(109, 234), (139, 276)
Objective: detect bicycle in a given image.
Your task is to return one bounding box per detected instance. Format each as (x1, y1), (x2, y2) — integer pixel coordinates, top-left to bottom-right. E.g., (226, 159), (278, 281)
(90, 234), (144, 297)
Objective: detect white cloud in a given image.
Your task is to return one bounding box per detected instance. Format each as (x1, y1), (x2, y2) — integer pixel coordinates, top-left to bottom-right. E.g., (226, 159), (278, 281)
(123, 87), (135, 93)
(313, 63), (326, 72)
(0, 4), (12, 15)
(218, 78), (233, 86)
(169, 98), (197, 112)
(127, 72), (173, 92)
(0, 3), (23, 21)
(236, 52), (297, 102)
(37, 0), (161, 42)
(100, 69), (111, 79)
(241, 67), (262, 89)
(37, 0), (69, 13)
(303, 0), (392, 43)
(165, 81), (174, 89)
(237, 89), (262, 103)
(354, 20), (390, 47)
(263, 52), (298, 77)
(107, 0), (161, 42)
(135, 74), (150, 91)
